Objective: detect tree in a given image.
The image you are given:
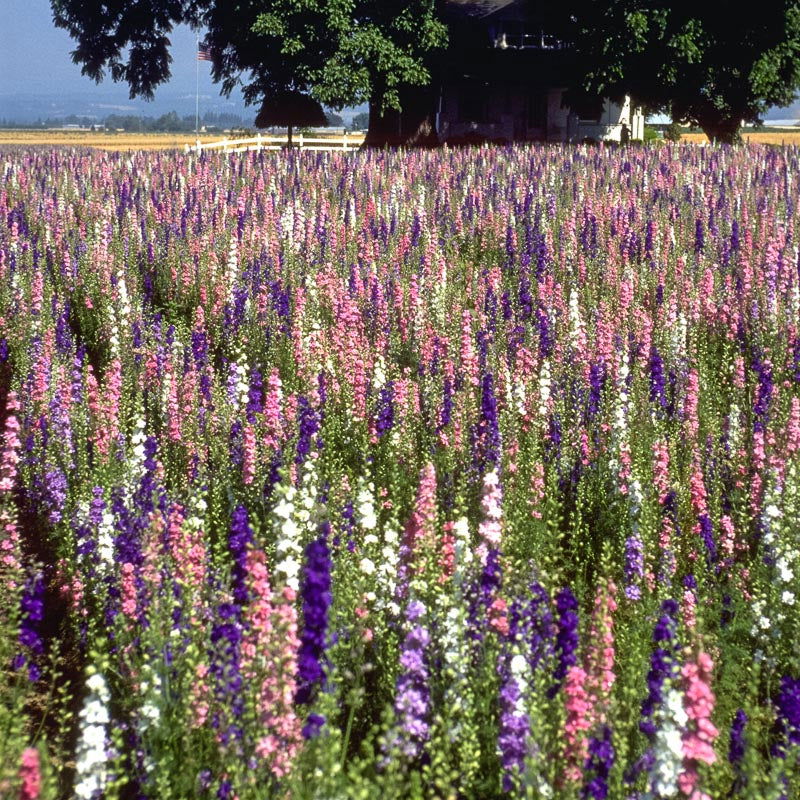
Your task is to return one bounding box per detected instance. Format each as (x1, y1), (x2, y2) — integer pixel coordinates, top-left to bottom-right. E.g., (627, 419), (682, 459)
(553, 1), (800, 143)
(325, 111), (344, 128)
(154, 111), (184, 132)
(250, 1), (447, 146)
(255, 90), (328, 144)
(351, 111), (370, 130)
(663, 121), (682, 143)
(50, 0), (447, 147)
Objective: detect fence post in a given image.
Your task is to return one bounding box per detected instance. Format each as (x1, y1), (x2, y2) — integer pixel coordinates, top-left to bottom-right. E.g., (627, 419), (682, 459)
(257, 133), (262, 151)
(297, 132), (304, 150)
(343, 132), (348, 151)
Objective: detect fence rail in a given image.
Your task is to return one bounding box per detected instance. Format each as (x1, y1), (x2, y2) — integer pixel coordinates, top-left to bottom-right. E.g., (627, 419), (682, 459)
(187, 133), (365, 154)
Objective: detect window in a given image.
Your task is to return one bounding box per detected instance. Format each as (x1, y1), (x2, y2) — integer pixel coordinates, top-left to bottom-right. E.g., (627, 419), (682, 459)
(491, 22), (566, 50)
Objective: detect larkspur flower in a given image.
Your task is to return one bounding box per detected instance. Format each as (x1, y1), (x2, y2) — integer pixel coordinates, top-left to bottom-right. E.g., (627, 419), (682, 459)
(209, 602), (246, 746)
(582, 726), (614, 800)
(295, 396), (320, 467)
(679, 652), (718, 799)
(476, 371), (501, 470)
(729, 709), (748, 791)
(18, 747), (42, 800)
(624, 533), (644, 601)
(13, 569), (45, 682)
(640, 600), (680, 737)
(387, 600), (431, 761)
(375, 381), (395, 437)
(228, 505), (254, 607)
(74, 671), (113, 800)
(498, 652), (531, 792)
(553, 588), (579, 689)
(295, 525), (332, 723)
(774, 676), (800, 756)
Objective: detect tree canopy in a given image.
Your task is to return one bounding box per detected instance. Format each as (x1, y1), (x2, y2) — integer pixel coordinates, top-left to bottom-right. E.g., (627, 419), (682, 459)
(50, 0), (800, 145)
(553, 0), (800, 142)
(246, 1), (447, 112)
(254, 89), (327, 143)
(50, 0), (446, 144)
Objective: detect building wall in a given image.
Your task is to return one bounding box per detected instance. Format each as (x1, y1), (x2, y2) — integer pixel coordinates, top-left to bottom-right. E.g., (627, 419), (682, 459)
(546, 89), (572, 142)
(439, 84), (556, 142)
(439, 85), (520, 141)
(632, 108), (645, 141)
(574, 96), (646, 143)
(438, 85), (644, 144)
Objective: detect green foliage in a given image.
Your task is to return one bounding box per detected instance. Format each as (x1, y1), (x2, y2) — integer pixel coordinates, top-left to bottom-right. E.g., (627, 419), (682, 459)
(247, 0), (447, 112)
(643, 125), (660, 143)
(663, 121), (682, 142)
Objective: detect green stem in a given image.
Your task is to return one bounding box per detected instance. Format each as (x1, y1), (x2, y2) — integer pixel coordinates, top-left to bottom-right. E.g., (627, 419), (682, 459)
(340, 694), (357, 767)
(32, 674), (56, 745)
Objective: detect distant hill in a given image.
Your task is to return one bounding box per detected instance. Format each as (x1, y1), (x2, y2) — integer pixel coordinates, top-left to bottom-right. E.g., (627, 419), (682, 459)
(0, 89), (251, 125)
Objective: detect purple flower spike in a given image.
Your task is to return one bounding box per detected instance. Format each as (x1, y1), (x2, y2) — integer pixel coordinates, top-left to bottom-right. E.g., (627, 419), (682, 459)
(387, 601), (431, 761)
(582, 726), (615, 799)
(295, 526), (332, 714)
(14, 570), (45, 682)
(552, 587), (579, 687)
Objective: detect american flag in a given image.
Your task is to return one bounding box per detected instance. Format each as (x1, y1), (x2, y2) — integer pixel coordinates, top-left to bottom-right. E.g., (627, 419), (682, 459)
(197, 43), (213, 62)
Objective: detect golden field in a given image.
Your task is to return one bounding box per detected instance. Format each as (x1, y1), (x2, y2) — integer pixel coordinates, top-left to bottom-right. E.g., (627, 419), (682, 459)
(681, 130), (800, 145)
(0, 130), (221, 150)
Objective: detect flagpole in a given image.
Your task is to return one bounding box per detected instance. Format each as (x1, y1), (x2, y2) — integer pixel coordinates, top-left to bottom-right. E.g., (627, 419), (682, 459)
(195, 34), (200, 140)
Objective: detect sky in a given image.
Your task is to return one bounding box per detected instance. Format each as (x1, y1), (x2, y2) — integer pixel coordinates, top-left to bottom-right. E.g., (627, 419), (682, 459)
(0, 0), (244, 118)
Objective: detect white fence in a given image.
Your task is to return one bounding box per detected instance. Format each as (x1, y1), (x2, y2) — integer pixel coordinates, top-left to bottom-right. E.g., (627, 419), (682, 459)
(187, 132), (365, 154)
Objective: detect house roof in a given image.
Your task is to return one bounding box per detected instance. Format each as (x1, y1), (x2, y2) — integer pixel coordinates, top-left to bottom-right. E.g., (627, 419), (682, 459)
(445, 0), (519, 18)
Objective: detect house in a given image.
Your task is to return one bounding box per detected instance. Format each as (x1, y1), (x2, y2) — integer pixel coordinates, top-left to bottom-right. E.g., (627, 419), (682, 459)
(438, 0), (645, 143)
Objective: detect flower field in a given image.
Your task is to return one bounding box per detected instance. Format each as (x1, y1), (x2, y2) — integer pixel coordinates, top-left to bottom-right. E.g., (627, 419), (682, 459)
(1, 143), (800, 798)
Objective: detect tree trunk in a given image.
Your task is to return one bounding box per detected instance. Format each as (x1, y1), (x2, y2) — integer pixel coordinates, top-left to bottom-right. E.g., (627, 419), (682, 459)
(287, 124), (293, 146)
(363, 84), (439, 148)
(698, 116), (743, 144)
(364, 100), (401, 147)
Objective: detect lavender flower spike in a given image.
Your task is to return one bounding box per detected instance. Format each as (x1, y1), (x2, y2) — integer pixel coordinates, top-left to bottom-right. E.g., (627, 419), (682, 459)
(391, 600), (431, 760)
